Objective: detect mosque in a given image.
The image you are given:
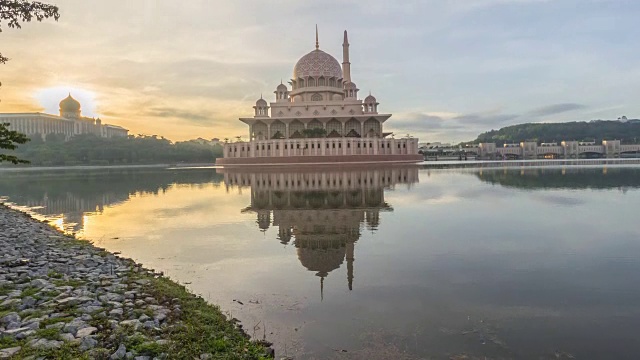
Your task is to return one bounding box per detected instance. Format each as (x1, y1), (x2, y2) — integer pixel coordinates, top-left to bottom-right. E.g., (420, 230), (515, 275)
(0, 94), (128, 141)
(217, 28), (422, 166)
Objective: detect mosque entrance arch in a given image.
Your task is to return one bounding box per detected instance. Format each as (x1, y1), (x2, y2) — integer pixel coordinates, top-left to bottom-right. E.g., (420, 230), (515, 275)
(345, 119), (361, 138)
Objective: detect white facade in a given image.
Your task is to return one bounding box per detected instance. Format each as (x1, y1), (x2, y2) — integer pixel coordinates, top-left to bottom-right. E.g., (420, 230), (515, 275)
(0, 94), (128, 141)
(221, 29), (421, 165)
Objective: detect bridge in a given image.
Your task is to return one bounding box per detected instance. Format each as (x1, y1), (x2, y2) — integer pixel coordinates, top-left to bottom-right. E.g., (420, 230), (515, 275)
(421, 140), (640, 160)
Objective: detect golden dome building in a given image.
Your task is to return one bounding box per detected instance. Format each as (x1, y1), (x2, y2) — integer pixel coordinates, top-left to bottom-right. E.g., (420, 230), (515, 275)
(1, 94), (128, 141)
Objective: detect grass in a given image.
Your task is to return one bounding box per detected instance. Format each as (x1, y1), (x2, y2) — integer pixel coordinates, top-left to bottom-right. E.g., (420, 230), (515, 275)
(21, 286), (40, 298)
(35, 327), (62, 340)
(47, 270), (64, 279)
(51, 278), (85, 288)
(140, 275), (272, 359)
(40, 316), (74, 327)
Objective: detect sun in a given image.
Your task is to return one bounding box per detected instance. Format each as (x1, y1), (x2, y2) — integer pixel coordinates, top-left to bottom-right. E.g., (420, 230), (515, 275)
(33, 86), (99, 118)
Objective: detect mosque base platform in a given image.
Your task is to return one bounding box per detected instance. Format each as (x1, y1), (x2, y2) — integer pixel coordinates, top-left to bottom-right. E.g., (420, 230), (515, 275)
(216, 154), (423, 167)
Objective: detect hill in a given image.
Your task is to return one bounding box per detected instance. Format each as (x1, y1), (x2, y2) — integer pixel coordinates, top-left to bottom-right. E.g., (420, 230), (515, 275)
(473, 120), (640, 145)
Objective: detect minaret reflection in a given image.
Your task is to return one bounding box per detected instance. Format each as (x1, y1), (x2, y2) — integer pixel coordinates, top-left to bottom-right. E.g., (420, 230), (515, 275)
(224, 166), (419, 298)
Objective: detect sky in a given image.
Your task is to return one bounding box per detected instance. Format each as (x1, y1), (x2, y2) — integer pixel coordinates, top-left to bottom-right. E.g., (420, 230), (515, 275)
(1, 0), (639, 142)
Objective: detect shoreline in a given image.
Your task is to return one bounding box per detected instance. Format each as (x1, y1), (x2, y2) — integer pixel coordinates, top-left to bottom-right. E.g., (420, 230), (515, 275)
(0, 204), (273, 359)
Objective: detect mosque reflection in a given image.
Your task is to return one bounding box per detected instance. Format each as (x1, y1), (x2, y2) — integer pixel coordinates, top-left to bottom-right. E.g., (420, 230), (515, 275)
(223, 166), (419, 296)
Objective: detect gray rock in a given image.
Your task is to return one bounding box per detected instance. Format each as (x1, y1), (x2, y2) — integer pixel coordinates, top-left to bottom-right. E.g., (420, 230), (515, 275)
(75, 326), (97, 338)
(0, 347), (21, 359)
(15, 329), (35, 340)
(25, 320), (40, 330)
(60, 333), (76, 342)
(28, 338), (63, 350)
(134, 357), (151, 360)
(119, 319), (141, 330)
(0, 312), (20, 325)
(46, 322), (65, 330)
(143, 320), (156, 329)
(79, 336), (98, 351)
(63, 319), (88, 335)
(99, 293), (125, 303)
(21, 296), (37, 308)
(138, 314), (150, 322)
(109, 308), (124, 317)
(0, 298), (21, 308)
(30, 279), (49, 289)
(6, 321), (21, 330)
(0, 327), (31, 337)
(78, 305), (104, 314)
(110, 344), (127, 359)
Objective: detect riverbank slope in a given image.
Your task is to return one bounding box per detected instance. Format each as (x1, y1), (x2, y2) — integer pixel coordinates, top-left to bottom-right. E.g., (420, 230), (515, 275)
(0, 204), (272, 359)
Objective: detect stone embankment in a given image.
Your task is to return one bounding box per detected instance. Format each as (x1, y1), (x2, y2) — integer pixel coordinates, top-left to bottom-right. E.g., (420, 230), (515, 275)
(0, 204), (272, 359)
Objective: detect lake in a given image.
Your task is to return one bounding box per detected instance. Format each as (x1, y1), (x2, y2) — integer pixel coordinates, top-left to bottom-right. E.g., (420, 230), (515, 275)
(1, 162), (640, 359)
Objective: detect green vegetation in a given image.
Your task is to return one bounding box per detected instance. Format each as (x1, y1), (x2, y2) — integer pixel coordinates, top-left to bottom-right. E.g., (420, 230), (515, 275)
(476, 168), (640, 190)
(4, 134), (223, 166)
(473, 120), (640, 145)
(140, 275), (272, 359)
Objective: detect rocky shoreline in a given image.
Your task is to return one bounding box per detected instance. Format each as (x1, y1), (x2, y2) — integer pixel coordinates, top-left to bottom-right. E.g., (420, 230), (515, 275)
(0, 204), (273, 359)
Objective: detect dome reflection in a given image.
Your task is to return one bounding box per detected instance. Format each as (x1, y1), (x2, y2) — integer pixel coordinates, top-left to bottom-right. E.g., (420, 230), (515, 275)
(224, 166), (419, 299)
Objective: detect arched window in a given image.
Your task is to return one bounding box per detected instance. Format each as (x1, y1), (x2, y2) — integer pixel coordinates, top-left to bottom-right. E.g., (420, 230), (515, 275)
(318, 77), (325, 86)
(311, 93), (323, 101)
(308, 78), (316, 87)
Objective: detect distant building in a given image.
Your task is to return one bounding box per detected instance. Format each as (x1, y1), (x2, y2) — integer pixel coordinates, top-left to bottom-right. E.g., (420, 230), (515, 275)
(0, 94), (128, 141)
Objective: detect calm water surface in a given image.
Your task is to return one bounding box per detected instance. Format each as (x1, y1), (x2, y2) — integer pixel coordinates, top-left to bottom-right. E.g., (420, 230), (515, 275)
(1, 163), (640, 359)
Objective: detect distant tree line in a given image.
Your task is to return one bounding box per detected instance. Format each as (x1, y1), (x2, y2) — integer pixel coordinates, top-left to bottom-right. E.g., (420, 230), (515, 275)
(473, 121), (640, 145)
(4, 134), (223, 166)
(476, 167), (640, 190)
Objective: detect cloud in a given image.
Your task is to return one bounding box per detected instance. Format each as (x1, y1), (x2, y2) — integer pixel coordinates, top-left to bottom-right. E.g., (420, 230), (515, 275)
(391, 112), (462, 131)
(1, 0), (639, 142)
(143, 107), (213, 125)
(527, 103), (587, 117)
(453, 113), (519, 126)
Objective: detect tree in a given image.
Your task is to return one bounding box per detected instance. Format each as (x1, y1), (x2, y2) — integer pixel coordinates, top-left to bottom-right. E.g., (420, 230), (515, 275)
(0, 0), (60, 163)
(0, 122), (28, 163)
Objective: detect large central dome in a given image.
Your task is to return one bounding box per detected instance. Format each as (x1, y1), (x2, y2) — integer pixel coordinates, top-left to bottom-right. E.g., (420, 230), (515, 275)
(293, 49), (343, 80)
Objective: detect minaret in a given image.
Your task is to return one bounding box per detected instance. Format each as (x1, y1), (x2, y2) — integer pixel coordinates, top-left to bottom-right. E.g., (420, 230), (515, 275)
(342, 30), (351, 83)
(346, 241), (354, 290)
(315, 24), (319, 50)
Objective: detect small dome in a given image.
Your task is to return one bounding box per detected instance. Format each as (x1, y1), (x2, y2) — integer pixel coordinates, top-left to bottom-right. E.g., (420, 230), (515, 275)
(364, 94), (377, 103)
(294, 49), (343, 80)
(256, 98), (267, 107)
(344, 82), (357, 89)
(59, 94), (81, 112)
(277, 83), (288, 91)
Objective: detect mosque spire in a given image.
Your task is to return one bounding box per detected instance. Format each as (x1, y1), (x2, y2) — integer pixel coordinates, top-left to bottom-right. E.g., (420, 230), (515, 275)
(320, 277), (324, 301)
(342, 30), (351, 83)
(347, 241), (355, 291)
(315, 24), (319, 50)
